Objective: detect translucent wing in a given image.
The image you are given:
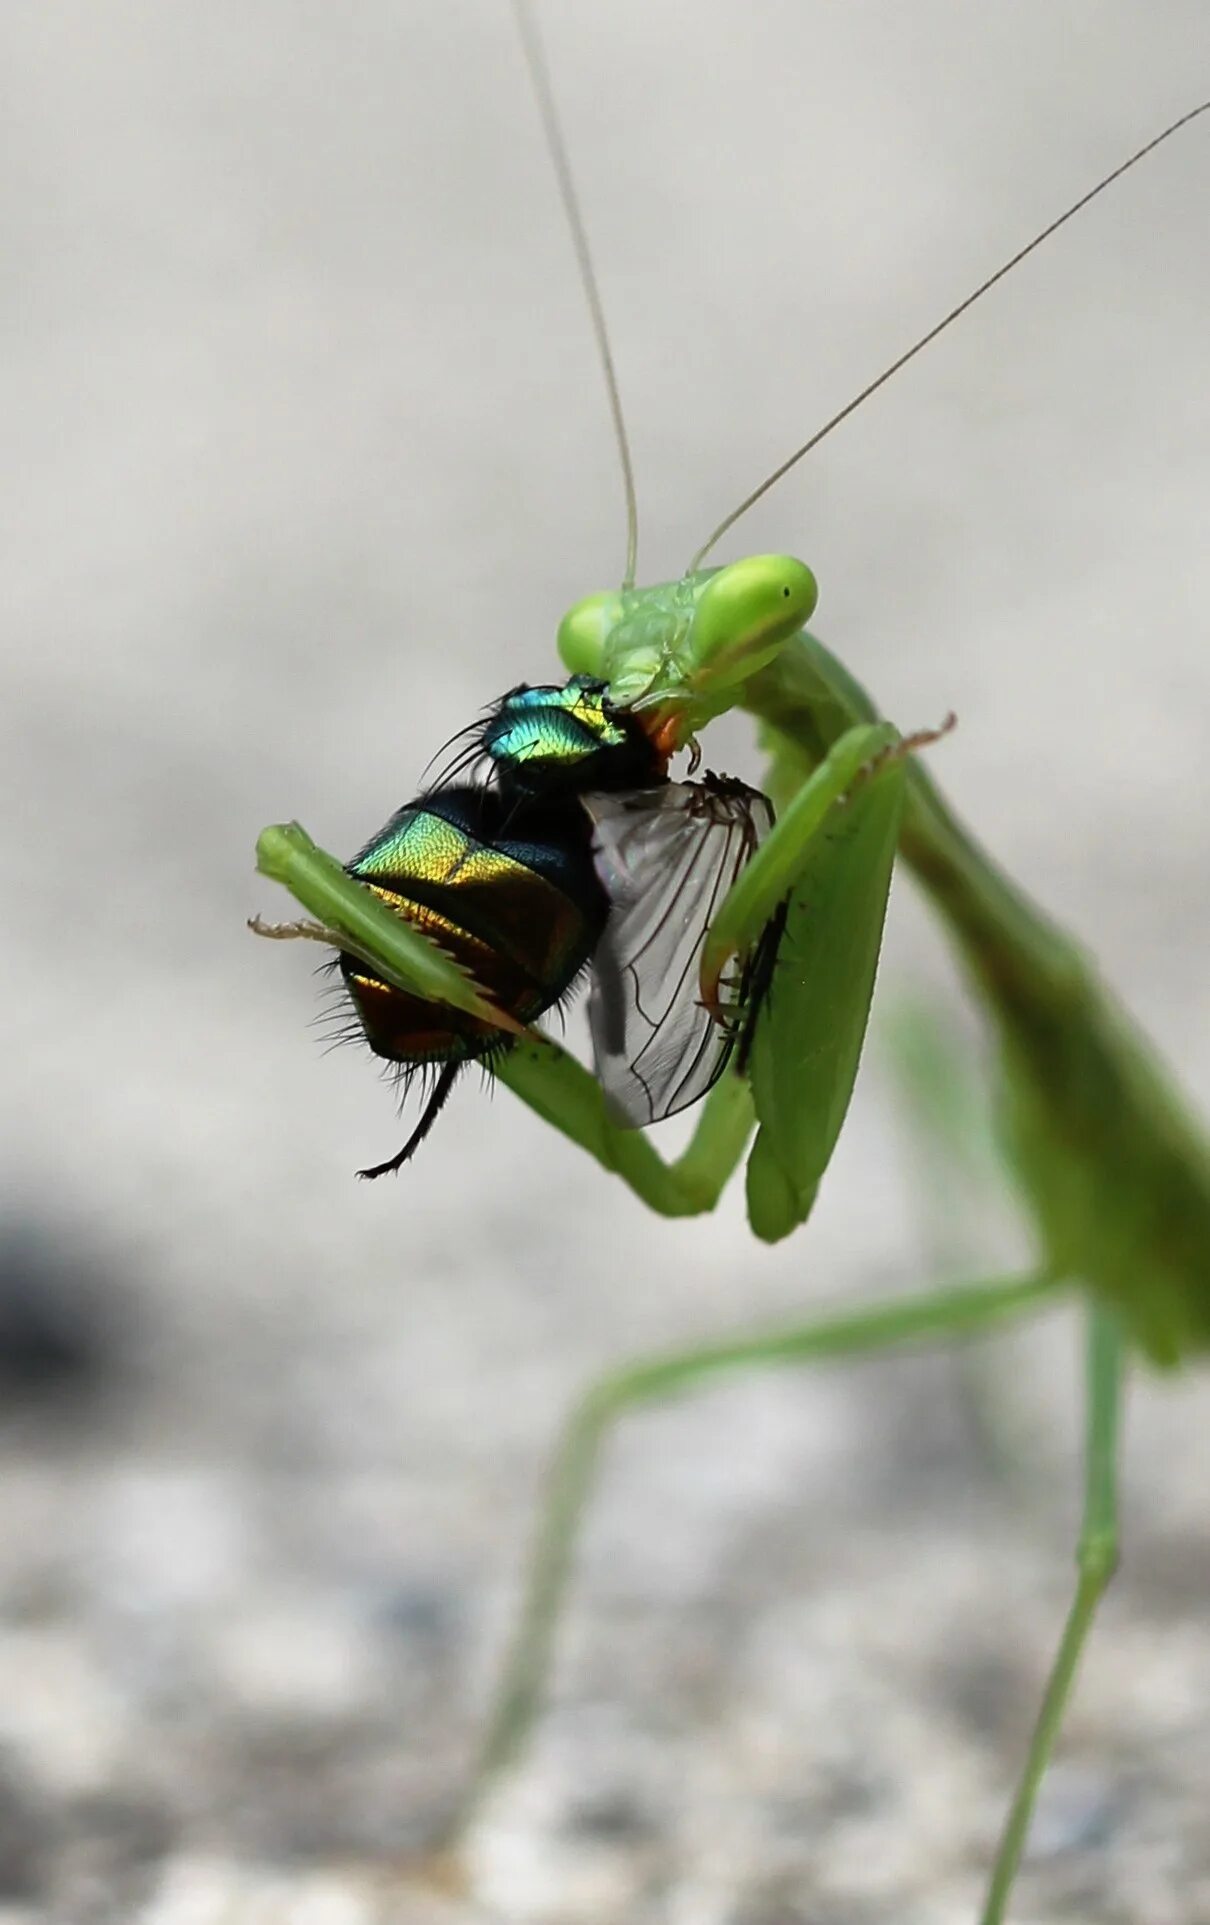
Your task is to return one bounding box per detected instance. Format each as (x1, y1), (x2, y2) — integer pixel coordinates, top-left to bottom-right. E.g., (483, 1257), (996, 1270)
(583, 777), (774, 1127)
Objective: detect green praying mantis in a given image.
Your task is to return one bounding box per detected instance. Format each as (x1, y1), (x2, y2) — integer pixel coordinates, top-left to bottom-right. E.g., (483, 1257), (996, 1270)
(253, 10), (1210, 1918)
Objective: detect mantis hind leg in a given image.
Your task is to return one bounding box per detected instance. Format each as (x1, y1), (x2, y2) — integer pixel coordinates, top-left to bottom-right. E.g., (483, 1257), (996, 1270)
(979, 1302), (1125, 1925)
(441, 1269), (1057, 1847)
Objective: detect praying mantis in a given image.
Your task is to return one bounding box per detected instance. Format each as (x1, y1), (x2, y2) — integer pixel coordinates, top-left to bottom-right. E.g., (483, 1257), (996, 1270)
(253, 7), (1210, 1918)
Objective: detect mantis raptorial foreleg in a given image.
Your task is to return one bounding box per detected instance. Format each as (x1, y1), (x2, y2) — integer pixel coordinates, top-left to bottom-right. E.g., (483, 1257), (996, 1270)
(254, 719), (938, 1224)
(700, 715), (951, 1006)
(447, 1270), (1058, 1845)
(499, 717), (947, 1226)
(699, 718), (898, 1003)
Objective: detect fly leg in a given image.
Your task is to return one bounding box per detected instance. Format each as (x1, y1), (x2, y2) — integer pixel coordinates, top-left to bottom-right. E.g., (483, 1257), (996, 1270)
(357, 1062), (462, 1180)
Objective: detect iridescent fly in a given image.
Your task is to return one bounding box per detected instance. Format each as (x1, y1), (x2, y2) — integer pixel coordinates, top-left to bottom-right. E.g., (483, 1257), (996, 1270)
(332, 674), (777, 1178)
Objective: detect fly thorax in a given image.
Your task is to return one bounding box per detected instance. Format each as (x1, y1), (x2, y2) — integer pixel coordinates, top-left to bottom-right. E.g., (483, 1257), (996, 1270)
(483, 676), (663, 796)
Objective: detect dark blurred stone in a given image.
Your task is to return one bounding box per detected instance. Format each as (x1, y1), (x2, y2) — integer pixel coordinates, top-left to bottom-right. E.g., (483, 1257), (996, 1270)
(0, 1747), (52, 1898)
(47, 1790), (176, 1925)
(376, 1578), (463, 1647)
(0, 1221), (125, 1408)
(728, 1880), (874, 1925)
(936, 1641), (1032, 1741)
(567, 1788), (658, 1843)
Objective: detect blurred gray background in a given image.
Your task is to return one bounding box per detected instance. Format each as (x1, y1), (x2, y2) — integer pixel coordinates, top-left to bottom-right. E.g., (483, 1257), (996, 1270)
(3, 2), (1210, 1920)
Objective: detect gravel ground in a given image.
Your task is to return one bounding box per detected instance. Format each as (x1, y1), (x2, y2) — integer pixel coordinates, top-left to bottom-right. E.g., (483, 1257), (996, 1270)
(4, 4), (1210, 1921)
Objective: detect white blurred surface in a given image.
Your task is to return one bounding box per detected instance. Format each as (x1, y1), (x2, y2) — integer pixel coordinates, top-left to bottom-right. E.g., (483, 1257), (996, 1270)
(2, 4), (1210, 1918)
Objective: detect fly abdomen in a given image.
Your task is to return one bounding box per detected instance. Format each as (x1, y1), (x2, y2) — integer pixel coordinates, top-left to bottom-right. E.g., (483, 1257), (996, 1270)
(339, 785), (608, 1068)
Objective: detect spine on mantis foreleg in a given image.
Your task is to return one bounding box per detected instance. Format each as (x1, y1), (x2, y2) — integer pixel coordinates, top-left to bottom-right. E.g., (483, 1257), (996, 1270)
(746, 636), (1210, 1365)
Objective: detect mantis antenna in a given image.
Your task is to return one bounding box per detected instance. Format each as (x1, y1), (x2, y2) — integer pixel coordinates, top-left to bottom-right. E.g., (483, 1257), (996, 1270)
(512, 0), (641, 592)
(690, 97), (1210, 572)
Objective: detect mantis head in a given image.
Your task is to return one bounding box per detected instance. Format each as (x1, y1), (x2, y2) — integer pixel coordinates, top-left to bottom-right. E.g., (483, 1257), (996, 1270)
(557, 554), (818, 750)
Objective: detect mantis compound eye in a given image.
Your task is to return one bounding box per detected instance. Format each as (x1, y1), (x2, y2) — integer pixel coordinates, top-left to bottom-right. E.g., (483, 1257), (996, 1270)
(686, 554), (818, 694)
(556, 590), (625, 678)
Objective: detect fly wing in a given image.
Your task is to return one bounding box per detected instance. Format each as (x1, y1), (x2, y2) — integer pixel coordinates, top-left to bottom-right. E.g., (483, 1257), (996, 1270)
(583, 779), (773, 1127)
